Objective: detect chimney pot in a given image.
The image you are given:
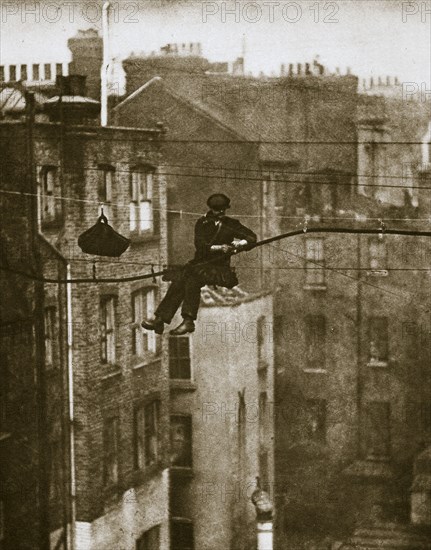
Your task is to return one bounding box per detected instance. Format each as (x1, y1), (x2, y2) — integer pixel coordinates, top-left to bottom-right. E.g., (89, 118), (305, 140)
(297, 63), (302, 75)
(335, 67), (340, 75)
(305, 62), (311, 75)
(378, 76), (383, 86)
(370, 77), (374, 88)
(280, 63), (286, 76)
(386, 76), (391, 86)
(346, 66), (351, 75)
(395, 76), (399, 85)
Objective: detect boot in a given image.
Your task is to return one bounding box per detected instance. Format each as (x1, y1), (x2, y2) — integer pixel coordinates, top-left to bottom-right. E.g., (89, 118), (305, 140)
(170, 318), (195, 336)
(141, 316), (165, 335)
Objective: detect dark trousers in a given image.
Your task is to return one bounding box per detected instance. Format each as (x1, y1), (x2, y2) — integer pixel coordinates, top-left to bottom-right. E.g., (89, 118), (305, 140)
(155, 272), (204, 323)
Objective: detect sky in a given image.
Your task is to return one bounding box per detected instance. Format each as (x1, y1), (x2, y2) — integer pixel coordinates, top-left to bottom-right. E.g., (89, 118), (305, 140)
(0, 0), (430, 87)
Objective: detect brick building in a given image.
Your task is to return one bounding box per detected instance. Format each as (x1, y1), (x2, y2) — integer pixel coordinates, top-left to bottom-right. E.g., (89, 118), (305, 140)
(0, 80), (171, 549)
(168, 286), (274, 550)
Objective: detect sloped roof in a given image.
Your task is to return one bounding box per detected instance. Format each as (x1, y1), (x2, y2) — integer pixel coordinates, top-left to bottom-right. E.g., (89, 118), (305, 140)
(114, 76), (248, 141)
(200, 285), (268, 307)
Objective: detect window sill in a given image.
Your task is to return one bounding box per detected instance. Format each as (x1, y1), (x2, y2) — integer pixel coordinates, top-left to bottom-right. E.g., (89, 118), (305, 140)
(170, 466), (194, 478)
(0, 432), (11, 442)
(169, 380), (196, 392)
(302, 368), (327, 374)
(303, 285), (327, 291)
(367, 361), (389, 368)
(342, 459), (394, 479)
(41, 218), (63, 230)
(130, 232), (159, 244)
(101, 366), (122, 380)
(132, 355), (161, 370)
(366, 270), (388, 277)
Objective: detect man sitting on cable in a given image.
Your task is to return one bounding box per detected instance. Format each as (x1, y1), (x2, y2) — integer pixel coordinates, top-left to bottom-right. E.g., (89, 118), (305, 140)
(142, 193), (257, 336)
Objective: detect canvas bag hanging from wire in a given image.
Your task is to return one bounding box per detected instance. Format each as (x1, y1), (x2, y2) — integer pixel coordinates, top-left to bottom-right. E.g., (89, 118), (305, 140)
(78, 212), (130, 257)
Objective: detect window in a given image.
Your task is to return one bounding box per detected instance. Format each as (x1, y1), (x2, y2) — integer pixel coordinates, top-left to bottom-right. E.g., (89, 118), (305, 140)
(305, 238), (325, 286)
(20, 64), (27, 81)
(170, 416), (192, 468)
(132, 289), (156, 356)
(134, 401), (160, 469)
(368, 238), (387, 272)
(32, 64), (39, 81)
(44, 307), (56, 367)
(365, 401), (391, 458)
(130, 169), (154, 233)
(100, 296), (117, 364)
(40, 167), (61, 223)
(9, 65), (16, 81)
(103, 417), (119, 485)
(136, 525), (160, 550)
(305, 315), (326, 370)
(171, 520), (194, 550)
(169, 337), (191, 379)
(44, 63), (51, 80)
(306, 399), (327, 443)
(98, 166), (114, 222)
(368, 317), (388, 364)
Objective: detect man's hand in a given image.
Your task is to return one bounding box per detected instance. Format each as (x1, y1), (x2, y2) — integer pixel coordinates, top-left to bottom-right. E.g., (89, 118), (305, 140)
(233, 239), (250, 251)
(211, 244), (234, 254)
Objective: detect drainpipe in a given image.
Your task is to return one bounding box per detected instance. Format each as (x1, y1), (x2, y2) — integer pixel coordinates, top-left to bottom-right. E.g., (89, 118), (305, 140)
(101, 2), (111, 127)
(66, 263), (76, 550)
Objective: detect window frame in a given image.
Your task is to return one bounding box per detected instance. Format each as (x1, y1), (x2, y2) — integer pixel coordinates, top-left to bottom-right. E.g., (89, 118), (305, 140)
(306, 398), (327, 444)
(129, 166), (155, 234)
(368, 316), (389, 366)
(132, 288), (157, 357)
(304, 237), (326, 288)
(304, 314), (326, 372)
(98, 165), (115, 222)
(100, 295), (117, 365)
(39, 166), (61, 224)
(168, 336), (191, 380)
(134, 400), (160, 470)
(170, 414), (193, 468)
(368, 237), (388, 276)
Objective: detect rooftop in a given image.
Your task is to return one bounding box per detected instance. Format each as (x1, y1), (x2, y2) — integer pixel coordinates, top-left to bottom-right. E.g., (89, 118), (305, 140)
(200, 285), (270, 307)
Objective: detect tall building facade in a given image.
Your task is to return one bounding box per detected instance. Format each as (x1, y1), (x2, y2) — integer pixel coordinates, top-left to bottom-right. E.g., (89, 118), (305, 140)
(0, 84), (171, 549)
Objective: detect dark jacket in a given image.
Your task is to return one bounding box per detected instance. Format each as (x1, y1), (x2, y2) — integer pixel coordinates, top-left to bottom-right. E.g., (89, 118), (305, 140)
(164, 212), (257, 288)
(193, 212), (257, 264)
(185, 212), (257, 288)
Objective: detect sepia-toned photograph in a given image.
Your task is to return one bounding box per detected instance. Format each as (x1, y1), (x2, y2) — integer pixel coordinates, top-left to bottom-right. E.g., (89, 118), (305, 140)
(0, 1), (430, 548)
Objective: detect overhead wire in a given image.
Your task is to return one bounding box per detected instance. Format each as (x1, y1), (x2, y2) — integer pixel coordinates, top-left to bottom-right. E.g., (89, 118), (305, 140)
(2, 226), (431, 285)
